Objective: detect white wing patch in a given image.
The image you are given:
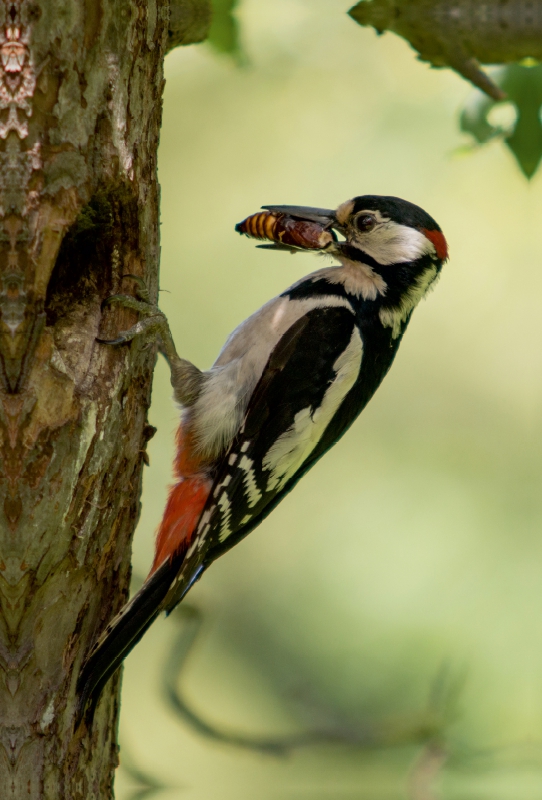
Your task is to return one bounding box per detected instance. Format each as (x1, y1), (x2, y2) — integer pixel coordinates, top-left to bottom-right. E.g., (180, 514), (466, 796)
(262, 327), (363, 492)
(239, 454), (262, 507)
(217, 493), (232, 541)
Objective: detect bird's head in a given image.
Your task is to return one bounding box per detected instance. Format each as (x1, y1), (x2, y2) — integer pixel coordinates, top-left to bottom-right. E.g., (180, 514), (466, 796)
(265, 196), (447, 335)
(266, 195), (447, 268)
(330, 195), (448, 266)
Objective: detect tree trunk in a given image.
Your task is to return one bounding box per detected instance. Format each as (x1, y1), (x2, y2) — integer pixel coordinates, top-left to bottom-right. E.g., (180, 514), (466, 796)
(0, 1), (208, 796)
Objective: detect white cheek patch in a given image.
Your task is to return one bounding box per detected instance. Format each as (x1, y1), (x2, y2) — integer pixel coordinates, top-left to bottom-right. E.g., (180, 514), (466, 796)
(354, 220), (435, 266)
(262, 327), (363, 491)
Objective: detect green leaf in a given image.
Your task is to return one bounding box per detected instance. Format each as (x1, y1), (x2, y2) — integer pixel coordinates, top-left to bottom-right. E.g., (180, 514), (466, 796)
(460, 64), (542, 179)
(207, 0), (243, 61)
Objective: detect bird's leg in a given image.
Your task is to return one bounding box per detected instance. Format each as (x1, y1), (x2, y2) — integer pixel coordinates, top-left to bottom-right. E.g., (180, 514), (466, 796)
(98, 277), (204, 407)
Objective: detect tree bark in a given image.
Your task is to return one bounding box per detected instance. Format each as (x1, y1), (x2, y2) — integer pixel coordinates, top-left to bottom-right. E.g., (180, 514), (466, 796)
(0, 1), (208, 796)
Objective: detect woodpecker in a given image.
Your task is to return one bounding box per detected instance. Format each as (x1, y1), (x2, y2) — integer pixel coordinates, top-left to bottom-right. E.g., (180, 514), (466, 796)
(76, 195), (448, 725)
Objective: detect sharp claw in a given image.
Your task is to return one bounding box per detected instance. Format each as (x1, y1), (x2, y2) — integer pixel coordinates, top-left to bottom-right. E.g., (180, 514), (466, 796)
(101, 293), (133, 311)
(98, 280), (168, 352)
(96, 336), (130, 346)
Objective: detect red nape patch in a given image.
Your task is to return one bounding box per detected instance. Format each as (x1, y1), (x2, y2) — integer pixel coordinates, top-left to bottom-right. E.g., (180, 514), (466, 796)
(422, 228), (449, 262)
(149, 475), (211, 576)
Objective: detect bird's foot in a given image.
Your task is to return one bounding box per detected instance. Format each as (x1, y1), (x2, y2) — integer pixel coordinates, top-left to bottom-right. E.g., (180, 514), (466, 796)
(98, 276), (204, 406)
(98, 275), (167, 347)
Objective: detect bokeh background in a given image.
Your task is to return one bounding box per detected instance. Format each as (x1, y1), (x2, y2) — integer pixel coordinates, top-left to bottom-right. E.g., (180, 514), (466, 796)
(116, 1), (542, 797)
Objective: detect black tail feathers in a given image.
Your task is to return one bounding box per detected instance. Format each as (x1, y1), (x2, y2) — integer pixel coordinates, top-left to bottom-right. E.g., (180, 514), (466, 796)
(75, 559), (179, 730)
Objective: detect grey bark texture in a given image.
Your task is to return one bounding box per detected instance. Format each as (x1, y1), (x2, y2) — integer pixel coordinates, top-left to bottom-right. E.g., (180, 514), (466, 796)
(0, 1), (209, 797)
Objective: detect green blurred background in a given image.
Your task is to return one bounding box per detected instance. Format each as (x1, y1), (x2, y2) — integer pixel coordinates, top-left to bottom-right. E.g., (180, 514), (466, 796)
(116, 1), (542, 797)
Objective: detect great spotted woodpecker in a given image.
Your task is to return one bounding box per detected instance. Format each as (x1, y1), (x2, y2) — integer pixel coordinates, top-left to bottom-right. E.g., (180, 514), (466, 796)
(76, 195), (448, 724)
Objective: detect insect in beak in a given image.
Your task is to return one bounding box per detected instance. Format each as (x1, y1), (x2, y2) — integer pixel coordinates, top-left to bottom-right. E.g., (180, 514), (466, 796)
(236, 205), (341, 253)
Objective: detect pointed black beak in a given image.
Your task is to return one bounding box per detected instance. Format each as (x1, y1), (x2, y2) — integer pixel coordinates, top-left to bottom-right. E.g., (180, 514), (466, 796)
(262, 205), (337, 228)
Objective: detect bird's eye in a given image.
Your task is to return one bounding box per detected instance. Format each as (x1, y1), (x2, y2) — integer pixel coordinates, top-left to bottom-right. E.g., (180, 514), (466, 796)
(355, 214), (376, 232)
